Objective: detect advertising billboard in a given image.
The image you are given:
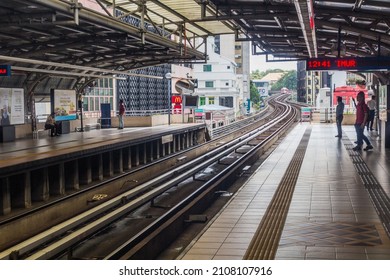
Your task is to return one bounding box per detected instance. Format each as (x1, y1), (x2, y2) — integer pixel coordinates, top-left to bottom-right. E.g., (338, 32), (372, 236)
(0, 87), (25, 125)
(51, 89), (77, 121)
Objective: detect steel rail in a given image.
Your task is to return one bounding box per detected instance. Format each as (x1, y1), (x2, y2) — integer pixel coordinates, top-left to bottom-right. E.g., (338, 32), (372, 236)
(20, 96), (290, 260)
(0, 98), (279, 257)
(0, 95), (296, 260)
(106, 96), (299, 259)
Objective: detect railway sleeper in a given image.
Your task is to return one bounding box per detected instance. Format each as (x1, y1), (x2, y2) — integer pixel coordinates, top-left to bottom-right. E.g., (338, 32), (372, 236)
(184, 214), (207, 223)
(239, 165), (252, 177)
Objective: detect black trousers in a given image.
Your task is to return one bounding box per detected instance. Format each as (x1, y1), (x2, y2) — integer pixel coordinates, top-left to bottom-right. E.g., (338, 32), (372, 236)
(45, 123), (57, 136)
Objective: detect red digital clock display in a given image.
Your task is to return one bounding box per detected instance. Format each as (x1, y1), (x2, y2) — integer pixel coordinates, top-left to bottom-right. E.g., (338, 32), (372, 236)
(0, 65), (11, 76)
(306, 57), (390, 71)
(307, 59), (357, 69)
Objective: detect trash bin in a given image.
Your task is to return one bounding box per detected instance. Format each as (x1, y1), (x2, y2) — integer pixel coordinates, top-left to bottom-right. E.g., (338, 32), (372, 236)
(0, 125), (15, 142)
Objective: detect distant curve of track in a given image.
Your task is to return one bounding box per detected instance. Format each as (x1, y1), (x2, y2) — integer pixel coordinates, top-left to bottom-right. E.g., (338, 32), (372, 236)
(0, 94), (303, 260)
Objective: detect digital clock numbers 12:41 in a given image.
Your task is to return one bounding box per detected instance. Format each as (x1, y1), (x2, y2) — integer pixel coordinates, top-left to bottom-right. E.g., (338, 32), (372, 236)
(307, 58), (357, 70)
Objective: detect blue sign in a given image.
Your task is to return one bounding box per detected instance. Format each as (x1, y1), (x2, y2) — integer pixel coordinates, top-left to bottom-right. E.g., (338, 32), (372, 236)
(0, 65), (11, 76)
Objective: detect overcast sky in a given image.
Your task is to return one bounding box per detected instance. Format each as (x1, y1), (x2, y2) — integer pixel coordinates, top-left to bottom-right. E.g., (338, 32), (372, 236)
(250, 54), (298, 72)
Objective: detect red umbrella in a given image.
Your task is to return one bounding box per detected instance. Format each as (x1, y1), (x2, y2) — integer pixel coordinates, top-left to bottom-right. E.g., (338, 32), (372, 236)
(333, 86), (368, 106)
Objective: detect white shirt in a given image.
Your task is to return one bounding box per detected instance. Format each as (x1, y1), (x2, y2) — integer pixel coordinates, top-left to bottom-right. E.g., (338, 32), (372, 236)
(367, 99), (376, 110)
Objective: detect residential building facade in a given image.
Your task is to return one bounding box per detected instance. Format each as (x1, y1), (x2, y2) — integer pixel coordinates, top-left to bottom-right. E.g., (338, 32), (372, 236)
(194, 35), (250, 117)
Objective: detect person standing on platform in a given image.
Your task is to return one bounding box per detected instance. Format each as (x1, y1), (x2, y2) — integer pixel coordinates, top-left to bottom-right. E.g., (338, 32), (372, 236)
(118, 99), (125, 129)
(366, 95), (376, 131)
(335, 96), (344, 138)
(353, 91), (373, 151)
(1, 105), (10, 126)
(45, 112), (59, 137)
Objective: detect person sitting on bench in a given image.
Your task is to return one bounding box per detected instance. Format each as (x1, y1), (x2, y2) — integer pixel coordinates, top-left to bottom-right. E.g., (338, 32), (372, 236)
(45, 113), (59, 137)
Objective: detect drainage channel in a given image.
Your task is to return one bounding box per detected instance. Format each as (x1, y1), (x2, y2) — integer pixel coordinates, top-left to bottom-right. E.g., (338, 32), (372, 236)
(243, 127), (312, 260)
(342, 135), (390, 237)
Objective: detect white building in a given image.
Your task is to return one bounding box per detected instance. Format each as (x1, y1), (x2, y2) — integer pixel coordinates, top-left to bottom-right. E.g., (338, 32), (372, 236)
(193, 36), (247, 117)
(218, 35), (250, 103)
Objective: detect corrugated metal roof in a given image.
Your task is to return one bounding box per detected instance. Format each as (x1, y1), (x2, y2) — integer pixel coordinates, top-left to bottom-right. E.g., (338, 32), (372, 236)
(260, 72), (285, 82)
(103, 0), (234, 37)
(104, 0), (390, 59)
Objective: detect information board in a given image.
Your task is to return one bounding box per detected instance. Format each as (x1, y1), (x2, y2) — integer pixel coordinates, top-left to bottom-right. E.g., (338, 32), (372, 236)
(0, 87), (24, 125)
(306, 57), (390, 71)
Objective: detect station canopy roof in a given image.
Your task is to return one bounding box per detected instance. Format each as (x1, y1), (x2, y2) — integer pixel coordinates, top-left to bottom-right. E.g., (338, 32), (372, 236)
(101, 0), (390, 61)
(1, 0), (390, 89)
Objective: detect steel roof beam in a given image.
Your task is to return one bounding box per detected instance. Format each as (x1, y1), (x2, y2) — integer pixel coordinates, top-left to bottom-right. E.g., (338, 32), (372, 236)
(316, 20), (390, 44)
(294, 0), (317, 58)
(28, 0), (205, 60)
(0, 55), (164, 79)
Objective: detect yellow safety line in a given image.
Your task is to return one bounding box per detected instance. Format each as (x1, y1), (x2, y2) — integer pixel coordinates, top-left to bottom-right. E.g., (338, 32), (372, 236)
(243, 127), (311, 260)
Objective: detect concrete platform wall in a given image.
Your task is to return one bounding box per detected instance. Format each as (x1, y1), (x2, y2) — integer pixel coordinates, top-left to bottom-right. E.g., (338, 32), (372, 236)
(13, 115), (192, 140)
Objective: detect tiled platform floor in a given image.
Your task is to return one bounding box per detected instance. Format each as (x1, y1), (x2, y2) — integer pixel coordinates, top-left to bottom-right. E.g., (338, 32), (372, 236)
(179, 123), (390, 260)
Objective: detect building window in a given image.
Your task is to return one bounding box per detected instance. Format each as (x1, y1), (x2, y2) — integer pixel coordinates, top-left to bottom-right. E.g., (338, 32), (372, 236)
(199, 97), (206, 106)
(95, 97), (99, 111)
(83, 77), (114, 115)
(227, 66), (231, 69)
(219, 96), (233, 108)
(208, 97), (215, 105)
(205, 81), (214, 88)
(203, 65), (212, 72)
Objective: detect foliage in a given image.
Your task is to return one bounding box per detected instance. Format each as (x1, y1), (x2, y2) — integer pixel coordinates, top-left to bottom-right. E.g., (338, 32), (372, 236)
(270, 70), (297, 91)
(250, 69), (286, 80)
(355, 79), (366, 86)
(250, 81), (260, 104)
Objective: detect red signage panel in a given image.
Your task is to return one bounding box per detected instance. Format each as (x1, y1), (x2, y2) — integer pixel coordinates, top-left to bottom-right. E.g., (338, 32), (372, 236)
(0, 65), (11, 76)
(306, 57), (390, 71)
(172, 95), (182, 104)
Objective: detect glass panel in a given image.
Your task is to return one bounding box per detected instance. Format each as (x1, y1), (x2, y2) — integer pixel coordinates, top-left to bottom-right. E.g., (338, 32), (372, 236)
(83, 97), (89, 111)
(379, 85), (387, 121)
(203, 65), (212, 72)
(205, 81), (214, 88)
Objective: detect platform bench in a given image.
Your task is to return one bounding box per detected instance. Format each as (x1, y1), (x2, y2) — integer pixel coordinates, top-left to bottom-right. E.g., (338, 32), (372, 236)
(32, 129), (50, 139)
(84, 123), (101, 131)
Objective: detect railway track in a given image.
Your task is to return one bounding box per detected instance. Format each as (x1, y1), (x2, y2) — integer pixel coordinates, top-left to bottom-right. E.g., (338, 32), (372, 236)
(0, 94), (301, 260)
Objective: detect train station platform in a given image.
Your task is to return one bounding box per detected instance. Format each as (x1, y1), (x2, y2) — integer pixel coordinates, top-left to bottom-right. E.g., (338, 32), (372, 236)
(0, 124), (204, 169)
(0, 123), (205, 168)
(179, 123), (390, 260)
(0, 123), (206, 217)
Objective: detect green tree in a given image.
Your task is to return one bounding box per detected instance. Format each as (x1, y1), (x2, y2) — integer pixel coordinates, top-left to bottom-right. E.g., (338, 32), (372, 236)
(251, 69), (263, 79)
(250, 81), (260, 105)
(271, 70), (297, 91)
(250, 69), (286, 80)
